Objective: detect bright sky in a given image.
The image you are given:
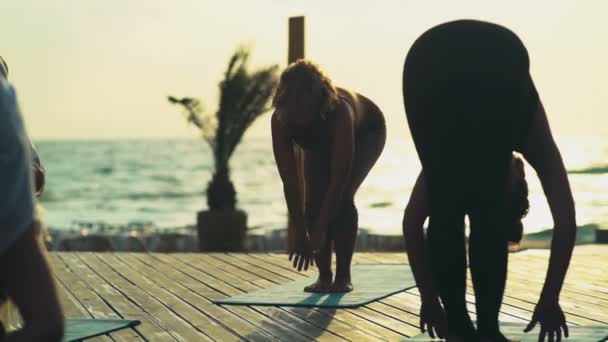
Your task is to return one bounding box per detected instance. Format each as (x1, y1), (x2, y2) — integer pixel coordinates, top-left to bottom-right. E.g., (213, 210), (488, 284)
(2, 0), (607, 140)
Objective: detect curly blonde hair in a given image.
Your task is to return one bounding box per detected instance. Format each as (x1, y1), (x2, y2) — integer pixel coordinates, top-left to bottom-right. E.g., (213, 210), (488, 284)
(272, 59), (339, 116)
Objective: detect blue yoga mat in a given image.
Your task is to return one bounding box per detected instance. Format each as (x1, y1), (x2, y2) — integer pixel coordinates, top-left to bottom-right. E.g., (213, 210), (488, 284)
(406, 322), (608, 341)
(214, 263), (416, 308)
(63, 319), (140, 342)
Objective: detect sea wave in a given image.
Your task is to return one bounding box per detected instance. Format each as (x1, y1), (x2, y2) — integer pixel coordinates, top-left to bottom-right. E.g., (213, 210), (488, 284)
(568, 165), (608, 175)
(40, 190), (203, 202)
(524, 223), (600, 243)
(95, 166), (114, 175)
(33, 138), (608, 235)
(370, 201), (393, 208)
(126, 191), (203, 200)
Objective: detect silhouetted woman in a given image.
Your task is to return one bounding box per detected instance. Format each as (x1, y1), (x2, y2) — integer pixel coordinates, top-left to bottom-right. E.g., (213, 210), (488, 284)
(403, 153), (529, 340)
(402, 20), (576, 341)
(271, 60), (386, 292)
(0, 56), (64, 341)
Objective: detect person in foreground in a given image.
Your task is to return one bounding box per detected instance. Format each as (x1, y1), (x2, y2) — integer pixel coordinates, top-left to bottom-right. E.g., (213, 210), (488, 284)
(271, 60), (386, 292)
(403, 154), (529, 340)
(0, 57), (64, 341)
(402, 20), (577, 341)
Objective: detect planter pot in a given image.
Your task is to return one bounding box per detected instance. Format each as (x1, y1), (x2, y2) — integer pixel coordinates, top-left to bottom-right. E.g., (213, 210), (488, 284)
(197, 209), (247, 251)
(597, 229), (608, 243)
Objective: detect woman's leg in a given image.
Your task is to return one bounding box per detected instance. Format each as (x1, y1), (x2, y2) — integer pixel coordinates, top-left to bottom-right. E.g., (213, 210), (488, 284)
(468, 205), (509, 337)
(303, 150), (333, 292)
(426, 199), (475, 337)
(331, 198), (357, 292)
(332, 126), (386, 292)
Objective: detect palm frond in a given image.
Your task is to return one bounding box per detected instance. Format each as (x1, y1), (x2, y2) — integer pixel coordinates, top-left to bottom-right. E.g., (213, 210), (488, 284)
(168, 45), (278, 209)
(213, 47), (279, 169)
(167, 96), (217, 154)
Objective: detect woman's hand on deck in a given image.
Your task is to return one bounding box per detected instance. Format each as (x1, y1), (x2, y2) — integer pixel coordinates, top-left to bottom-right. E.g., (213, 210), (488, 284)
(419, 297), (447, 339)
(524, 301), (569, 341)
(289, 230), (315, 272)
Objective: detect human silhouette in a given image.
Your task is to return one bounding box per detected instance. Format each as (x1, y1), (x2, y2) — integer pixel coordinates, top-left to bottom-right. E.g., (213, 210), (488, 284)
(402, 20), (577, 341)
(403, 153), (529, 340)
(0, 56), (64, 340)
(271, 60), (386, 292)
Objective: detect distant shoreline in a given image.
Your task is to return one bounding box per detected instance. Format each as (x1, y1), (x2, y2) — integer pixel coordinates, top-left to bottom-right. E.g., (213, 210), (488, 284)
(45, 223), (607, 253)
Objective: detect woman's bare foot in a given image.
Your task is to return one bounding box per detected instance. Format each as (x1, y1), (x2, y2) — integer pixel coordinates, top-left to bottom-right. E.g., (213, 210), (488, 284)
(304, 273), (333, 293)
(331, 276), (353, 293)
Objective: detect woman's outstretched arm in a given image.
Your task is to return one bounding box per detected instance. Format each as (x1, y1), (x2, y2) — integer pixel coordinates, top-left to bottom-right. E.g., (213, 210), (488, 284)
(403, 171), (446, 338)
(403, 171), (437, 302)
(520, 101), (577, 338)
(1, 222), (65, 342)
(271, 112), (313, 270)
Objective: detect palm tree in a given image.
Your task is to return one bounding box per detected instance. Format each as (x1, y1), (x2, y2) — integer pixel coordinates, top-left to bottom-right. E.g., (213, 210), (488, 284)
(169, 46), (278, 212)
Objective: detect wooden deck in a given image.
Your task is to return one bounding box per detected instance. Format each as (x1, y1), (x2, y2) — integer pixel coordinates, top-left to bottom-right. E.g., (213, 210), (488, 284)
(51, 245), (608, 341)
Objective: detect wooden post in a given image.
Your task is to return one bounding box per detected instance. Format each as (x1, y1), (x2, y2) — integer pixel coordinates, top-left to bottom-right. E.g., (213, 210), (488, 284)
(287, 16), (305, 253)
(288, 16), (305, 64)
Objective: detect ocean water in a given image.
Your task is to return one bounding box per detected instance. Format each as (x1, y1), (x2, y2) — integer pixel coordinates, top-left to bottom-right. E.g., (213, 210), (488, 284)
(36, 135), (608, 236)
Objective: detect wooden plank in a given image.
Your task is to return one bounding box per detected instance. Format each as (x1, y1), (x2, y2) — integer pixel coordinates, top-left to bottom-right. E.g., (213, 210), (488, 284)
(77, 253), (212, 342)
(150, 253), (320, 342)
(498, 252), (608, 320)
(506, 266), (608, 306)
(510, 253), (608, 300)
(52, 258), (96, 318)
(233, 252), (425, 339)
(214, 254), (385, 341)
(355, 251), (522, 325)
(95, 253), (238, 341)
(59, 253), (176, 341)
(55, 254), (144, 342)
(363, 254), (559, 326)
(356, 254), (567, 324)
(263, 253), (531, 326)
(119, 253), (278, 342)
(50, 256), (111, 342)
(502, 273), (608, 323)
(207, 253), (367, 341)
(176, 253), (346, 342)
(208, 253), (413, 340)
(250, 253), (413, 341)
(52, 254), (133, 342)
(360, 252), (605, 325)
(49, 247), (608, 341)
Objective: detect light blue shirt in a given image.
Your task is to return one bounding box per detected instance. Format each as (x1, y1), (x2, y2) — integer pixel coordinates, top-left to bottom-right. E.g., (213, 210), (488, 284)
(0, 78), (35, 254)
